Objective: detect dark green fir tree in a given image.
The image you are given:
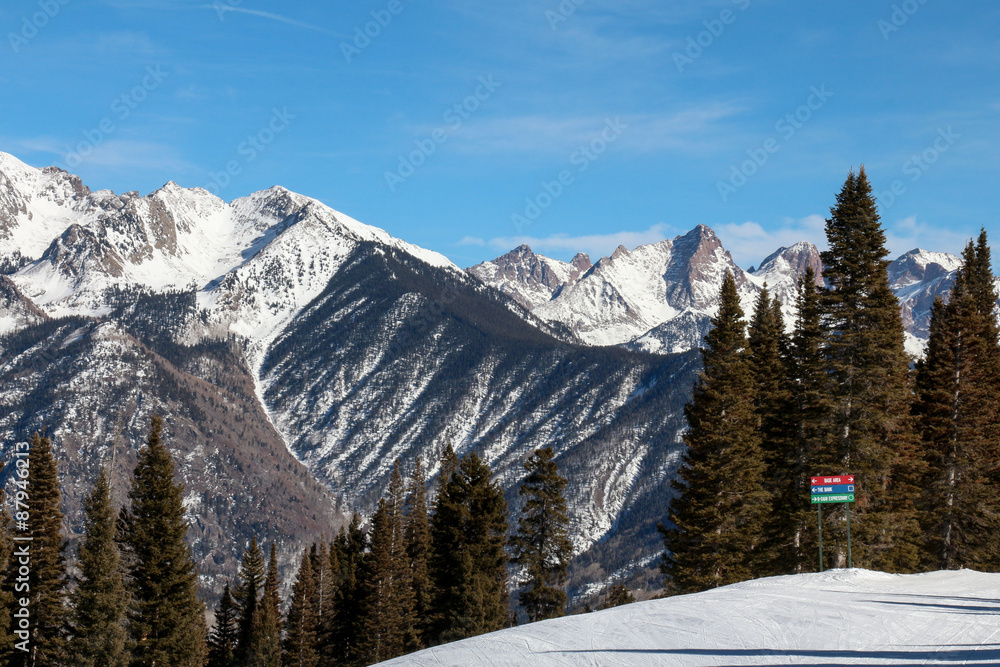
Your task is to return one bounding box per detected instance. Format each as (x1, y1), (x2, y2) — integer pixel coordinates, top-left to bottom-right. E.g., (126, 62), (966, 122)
(234, 537), (265, 664)
(282, 551), (318, 667)
(429, 449), (510, 642)
(208, 581), (238, 667)
(124, 415), (208, 667)
(820, 167), (921, 571)
(509, 447), (573, 623)
(309, 541), (333, 658)
(404, 457), (432, 650)
(776, 267), (835, 573)
(357, 462), (414, 663)
(322, 515), (365, 666)
(71, 469), (130, 667)
(660, 272), (771, 594)
(9, 433), (68, 667)
(914, 232), (1000, 569)
(248, 544), (282, 667)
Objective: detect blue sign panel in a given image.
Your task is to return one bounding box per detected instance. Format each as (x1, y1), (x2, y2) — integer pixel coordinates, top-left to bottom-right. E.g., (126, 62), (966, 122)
(811, 484), (855, 495)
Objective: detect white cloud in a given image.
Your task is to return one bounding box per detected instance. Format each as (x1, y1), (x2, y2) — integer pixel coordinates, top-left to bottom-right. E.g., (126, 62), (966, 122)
(884, 215), (973, 259)
(715, 214), (827, 268)
(201, 5), (343, 36)
(458, 236), (485, 247)
(416, 105), (744, 157)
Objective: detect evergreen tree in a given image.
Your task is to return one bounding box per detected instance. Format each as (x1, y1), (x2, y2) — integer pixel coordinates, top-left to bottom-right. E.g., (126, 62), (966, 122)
(208, 581), (238, 667)
(9, 433), (68, 667)
(71, 469), (130, 667)
(282, 551), (318, 667)
(774, 267), (835, 573)
(509, 447), (573, 623)
(358, 462), (414, 664)
(429, 450), (510, 643)
(914, 234), (1000, 569)
(234, 537), (265, 664)
(747, 285), (792, 463)
(124, 415), (208, 667)
(403, 457), (432, 650)
(309, 541), (332, 657)
(660, 272), (771, 594)
(601, 583), (635, 609)
(819, 167), (921, 571)
(1, 488), (14, 661)
(248, 544), (282, 667)
(321, 515), (365, 666)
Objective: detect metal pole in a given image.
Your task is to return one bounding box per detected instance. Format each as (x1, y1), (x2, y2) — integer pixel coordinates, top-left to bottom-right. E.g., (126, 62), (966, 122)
(818, 503), (823, 572)
(846, 502), (852, 569)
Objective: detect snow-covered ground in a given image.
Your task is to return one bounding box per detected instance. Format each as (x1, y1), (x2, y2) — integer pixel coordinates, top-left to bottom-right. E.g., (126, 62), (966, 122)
(379, 569), (1000, 666)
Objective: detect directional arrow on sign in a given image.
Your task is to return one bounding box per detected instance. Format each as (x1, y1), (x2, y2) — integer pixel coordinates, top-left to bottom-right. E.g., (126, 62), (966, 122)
(811, 484), (855, 495)
(811, 475), (856, 486)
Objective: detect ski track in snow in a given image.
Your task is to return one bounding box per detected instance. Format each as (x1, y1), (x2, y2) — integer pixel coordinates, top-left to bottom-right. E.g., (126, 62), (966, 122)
(377, 569), (1000, 666)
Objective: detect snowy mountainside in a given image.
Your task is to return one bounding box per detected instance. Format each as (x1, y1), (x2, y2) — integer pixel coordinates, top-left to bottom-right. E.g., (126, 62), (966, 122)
(0, 314), (343, 599)
(260, 243), (701, 590)
(378, 568), (1000, 666)
(0, 151), (695, 598)
(888, 248), (963, 356)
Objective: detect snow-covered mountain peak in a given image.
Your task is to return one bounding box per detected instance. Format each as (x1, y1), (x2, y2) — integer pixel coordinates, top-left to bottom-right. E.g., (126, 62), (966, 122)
(889, 248), (962, 288)
(466, 244), (587, 310)
(1, 154), (457, 351)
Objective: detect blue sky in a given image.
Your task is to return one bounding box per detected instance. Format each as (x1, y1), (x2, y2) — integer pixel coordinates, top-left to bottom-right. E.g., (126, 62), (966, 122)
(2, 0), (998, 269)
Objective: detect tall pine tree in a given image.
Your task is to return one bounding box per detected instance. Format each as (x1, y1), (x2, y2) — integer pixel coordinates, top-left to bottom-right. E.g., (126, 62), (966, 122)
(660, 272), (771, 594)
(820, 167), (921, 571)
(71, 469), (130, 667)
(509, 447), (573, 623)
(914, 233), (1000, 569)
(282, 551), (318, 667)
(248, 544), (282, 667)
(429, 450), (510, 643)
(774, 267), (835, 573)
(207, 581), (238, 667)
(234, 537), (265, 664)
(357, 462), (414, 664)
(124, 415), (207, 667)
(10, 433), (68, 667)
(321, 515), (365, 666)
(403, 457), (432, 650)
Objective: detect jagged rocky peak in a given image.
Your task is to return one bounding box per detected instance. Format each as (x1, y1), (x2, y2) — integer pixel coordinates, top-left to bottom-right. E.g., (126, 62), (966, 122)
(467, 244), (590, 310)
(889, 248), (962, 287)
(751, 242), (824, 292)
(570, 252), (592, 274)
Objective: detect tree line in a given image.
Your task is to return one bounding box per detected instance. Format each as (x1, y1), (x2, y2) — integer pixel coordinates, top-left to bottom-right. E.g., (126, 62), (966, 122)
(0, 419), (588, 666)
(661, 167), (1000, 593)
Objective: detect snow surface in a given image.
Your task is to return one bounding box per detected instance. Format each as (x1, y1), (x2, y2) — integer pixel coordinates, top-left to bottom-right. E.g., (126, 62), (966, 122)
(378, 569), (1000, 666)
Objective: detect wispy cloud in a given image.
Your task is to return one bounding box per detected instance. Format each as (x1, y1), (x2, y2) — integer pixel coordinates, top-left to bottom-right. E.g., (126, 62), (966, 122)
(885, 215), (973, 259)
(431, 104), (744, 156)
(714, 215), (828, 268)
(203, 5), (343, 37)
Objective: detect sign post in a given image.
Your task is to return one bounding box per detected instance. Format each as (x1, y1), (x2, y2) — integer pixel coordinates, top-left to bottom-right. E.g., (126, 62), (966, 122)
(810, 475), (856, 571)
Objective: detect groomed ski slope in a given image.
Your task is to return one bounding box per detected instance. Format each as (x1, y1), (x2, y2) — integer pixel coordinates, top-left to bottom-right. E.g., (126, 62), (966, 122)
(378, 569), (1000, 666)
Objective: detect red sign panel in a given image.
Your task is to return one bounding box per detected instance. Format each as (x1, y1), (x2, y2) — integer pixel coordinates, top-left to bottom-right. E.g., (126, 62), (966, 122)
(811, 475), (855, 486)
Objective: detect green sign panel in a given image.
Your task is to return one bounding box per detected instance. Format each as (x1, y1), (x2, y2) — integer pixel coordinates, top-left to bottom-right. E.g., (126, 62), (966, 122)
(811, 493), (855, 504)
